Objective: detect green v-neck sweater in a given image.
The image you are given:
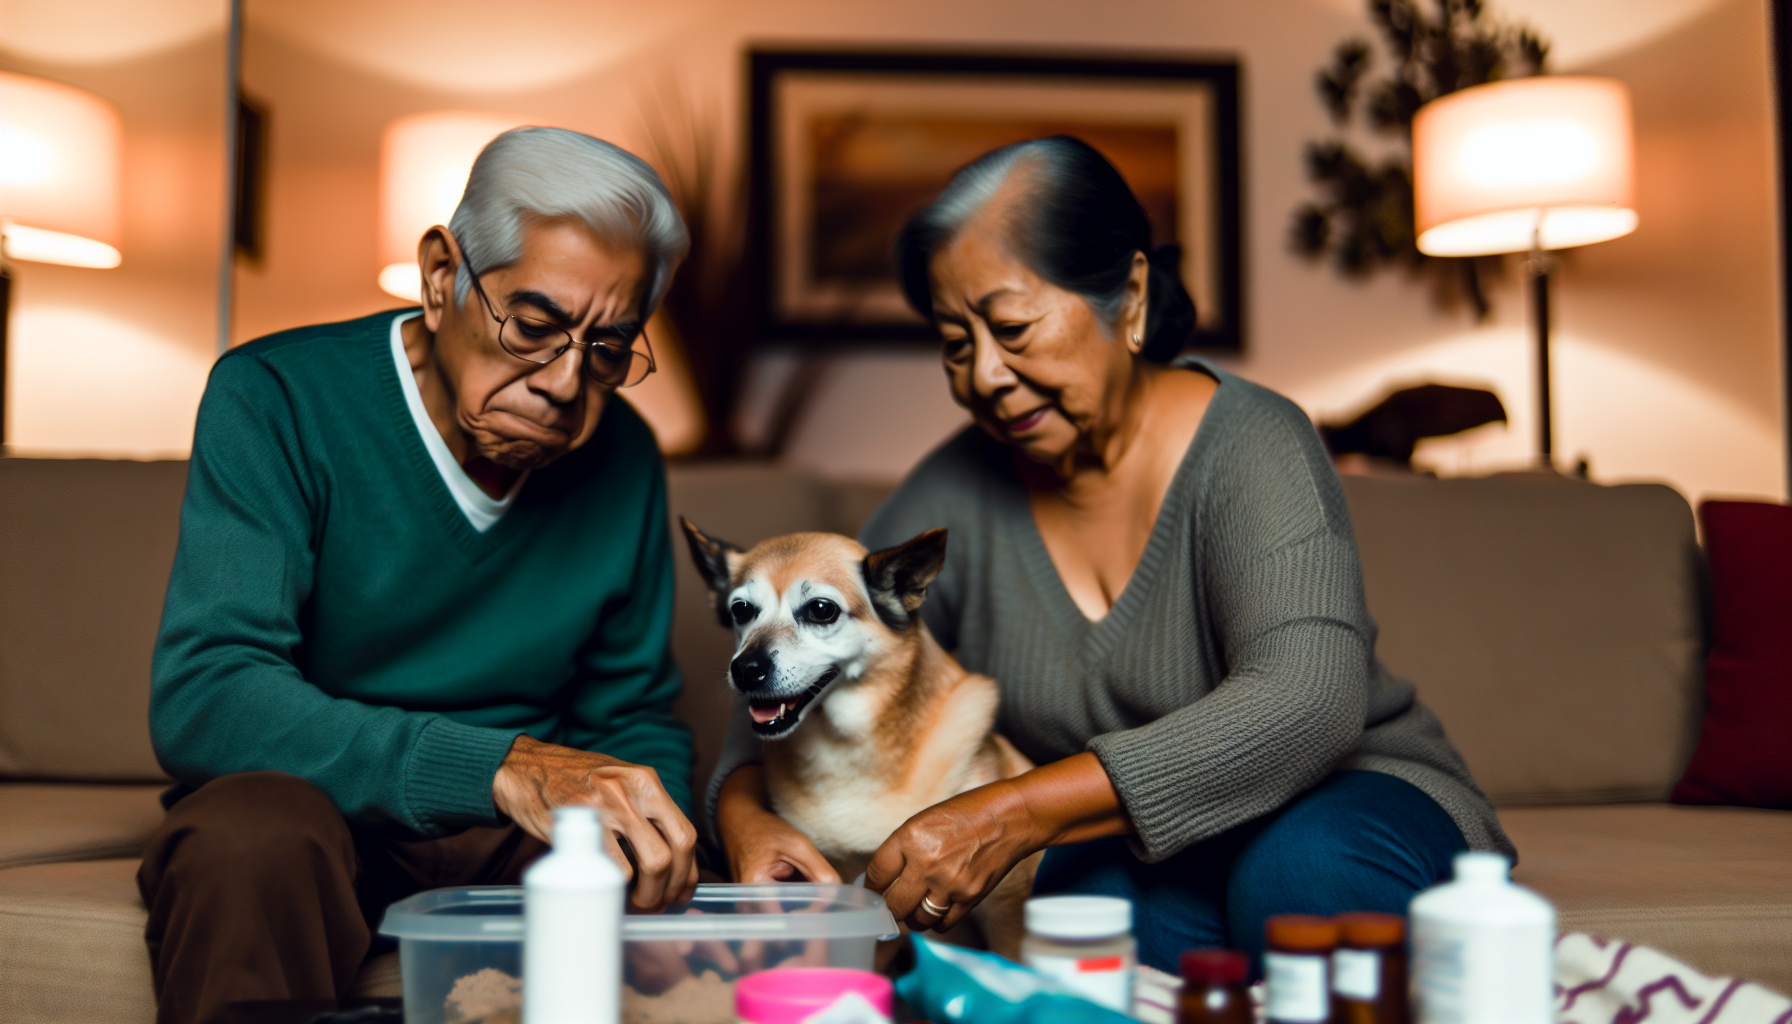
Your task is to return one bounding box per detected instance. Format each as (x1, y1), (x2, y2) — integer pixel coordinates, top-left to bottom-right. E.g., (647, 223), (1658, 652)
(151, 310), (691, 837)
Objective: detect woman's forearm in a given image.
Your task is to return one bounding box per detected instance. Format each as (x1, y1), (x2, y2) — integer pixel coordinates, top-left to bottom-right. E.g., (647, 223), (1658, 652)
(715, 763), (843, 883)
(1008, 750), (1133, 847)
(716, 763), (771, 831)
(728, 752), (1125, 886)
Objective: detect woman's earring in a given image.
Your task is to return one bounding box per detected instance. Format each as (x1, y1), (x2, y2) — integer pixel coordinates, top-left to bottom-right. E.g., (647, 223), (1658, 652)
(1131, 333), (1143, 351)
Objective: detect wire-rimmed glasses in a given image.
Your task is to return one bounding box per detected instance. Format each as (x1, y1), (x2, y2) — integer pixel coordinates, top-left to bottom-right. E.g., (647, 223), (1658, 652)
(461, 256), (657, 389)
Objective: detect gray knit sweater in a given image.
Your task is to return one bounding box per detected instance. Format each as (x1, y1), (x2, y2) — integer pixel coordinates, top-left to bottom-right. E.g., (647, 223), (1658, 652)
(707, 363), (1510, 863)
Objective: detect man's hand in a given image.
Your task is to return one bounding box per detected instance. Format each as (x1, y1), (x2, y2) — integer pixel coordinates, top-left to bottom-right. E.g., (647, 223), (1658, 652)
(493, 735), (698, 911)
(716, 765), (840, 885)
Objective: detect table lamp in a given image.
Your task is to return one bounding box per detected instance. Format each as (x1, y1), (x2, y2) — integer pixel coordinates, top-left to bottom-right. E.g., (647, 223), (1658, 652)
(0, 71), (125, 445)
(378, 111), (530, 302)
(1413, 76), (1637, 466)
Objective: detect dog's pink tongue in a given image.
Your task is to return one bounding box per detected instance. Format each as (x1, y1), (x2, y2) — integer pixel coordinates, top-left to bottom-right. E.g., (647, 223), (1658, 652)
(749, 703), (782, 724)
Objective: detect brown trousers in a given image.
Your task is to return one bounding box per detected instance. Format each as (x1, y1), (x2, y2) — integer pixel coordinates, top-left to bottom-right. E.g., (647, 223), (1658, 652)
(137, 772), (547, 1024)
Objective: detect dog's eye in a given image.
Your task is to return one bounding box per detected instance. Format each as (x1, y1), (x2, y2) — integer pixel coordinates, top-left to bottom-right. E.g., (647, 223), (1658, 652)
(802, 598), (840, 625)
(730, 601), (756, 625)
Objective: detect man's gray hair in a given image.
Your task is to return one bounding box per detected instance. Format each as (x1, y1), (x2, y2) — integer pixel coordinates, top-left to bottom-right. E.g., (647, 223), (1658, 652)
(448, 127), (689, 319)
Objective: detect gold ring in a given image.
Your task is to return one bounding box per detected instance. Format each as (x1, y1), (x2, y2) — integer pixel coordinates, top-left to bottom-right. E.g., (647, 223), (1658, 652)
(920, 896), (950, 918)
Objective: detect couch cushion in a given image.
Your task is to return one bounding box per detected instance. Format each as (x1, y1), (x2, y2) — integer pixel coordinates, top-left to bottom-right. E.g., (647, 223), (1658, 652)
(1343, 474), (1703, 805)
(0, 783), (167, 869)
(1502, 803), (1792, 994)
(0, 858), (154, 1024)
(1672, 500), (1792, 809)
(0, 458), (186, 782)
(0, 857), (397, 1024)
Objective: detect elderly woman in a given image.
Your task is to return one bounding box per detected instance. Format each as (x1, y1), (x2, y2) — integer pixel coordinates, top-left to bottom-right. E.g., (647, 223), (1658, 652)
(140, 128), (698, 1024)
(715, 136), (1508, 969)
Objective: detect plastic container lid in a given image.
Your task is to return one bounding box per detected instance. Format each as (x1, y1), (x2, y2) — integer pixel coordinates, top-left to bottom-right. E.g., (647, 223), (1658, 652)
(736, 967), (893, 1023)
(1181, 949), (1248, 985)
(1454, 851), (1513, 883)
(1264, 914), (1339, 951)
(379, 883), (900, 943)
(1335, 912), (1404, 947)
(1024, 895), (1132, 940)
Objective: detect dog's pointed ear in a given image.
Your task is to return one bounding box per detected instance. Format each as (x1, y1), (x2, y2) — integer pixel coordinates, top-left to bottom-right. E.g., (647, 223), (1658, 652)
(680, 517), (743, 627)
(861, 528), (948, 630)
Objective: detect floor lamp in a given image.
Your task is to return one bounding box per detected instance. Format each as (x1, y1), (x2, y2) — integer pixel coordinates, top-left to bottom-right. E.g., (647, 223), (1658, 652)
(0, 71), (124, 448)
(1412, 76), (1638, 468)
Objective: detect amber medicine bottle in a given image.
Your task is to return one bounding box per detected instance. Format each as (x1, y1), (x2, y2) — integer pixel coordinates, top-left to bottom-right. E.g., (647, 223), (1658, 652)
(1178, 949), (1252, 1024)
(1265, 914), (1339, 1024)
(1332, 913), (1409, 1024)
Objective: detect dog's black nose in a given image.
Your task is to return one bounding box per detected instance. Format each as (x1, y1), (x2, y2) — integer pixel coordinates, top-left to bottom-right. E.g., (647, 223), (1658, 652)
(731, 652), (774, 691)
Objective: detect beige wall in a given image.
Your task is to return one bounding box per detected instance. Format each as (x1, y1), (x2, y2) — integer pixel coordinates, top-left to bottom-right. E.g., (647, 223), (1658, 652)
(759, 0), (1786, 506)
(1272, 0), (1784, 504)
(0, 0), (228, 458)
(9, 0), (1776, 506)
(232, 4), (718, 446)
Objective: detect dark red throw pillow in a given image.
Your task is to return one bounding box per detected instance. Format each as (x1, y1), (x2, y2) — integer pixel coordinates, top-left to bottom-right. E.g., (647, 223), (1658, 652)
(1671, 500), (1792, 808)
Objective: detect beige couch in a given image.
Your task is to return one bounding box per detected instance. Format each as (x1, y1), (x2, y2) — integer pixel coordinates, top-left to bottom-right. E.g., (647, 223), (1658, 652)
(0, 458), (1786, 1023)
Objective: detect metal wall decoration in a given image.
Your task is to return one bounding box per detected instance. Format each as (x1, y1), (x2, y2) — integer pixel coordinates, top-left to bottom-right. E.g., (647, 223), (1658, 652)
(233, 91), (268, 262)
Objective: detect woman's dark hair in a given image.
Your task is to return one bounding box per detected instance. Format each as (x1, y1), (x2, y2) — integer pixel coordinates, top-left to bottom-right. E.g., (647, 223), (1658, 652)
(894, 135), (1196, 362)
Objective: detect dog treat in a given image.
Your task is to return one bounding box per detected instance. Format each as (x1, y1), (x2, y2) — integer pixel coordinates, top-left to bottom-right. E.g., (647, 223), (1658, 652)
(446, 967), (733, 1024)
(446, 967), (522, 1024)
(623, 970), (735, 1024)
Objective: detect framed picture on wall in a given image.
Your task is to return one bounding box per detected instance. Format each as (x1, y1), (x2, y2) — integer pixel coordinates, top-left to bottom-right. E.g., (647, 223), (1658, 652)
(748, 49), (1243, 352)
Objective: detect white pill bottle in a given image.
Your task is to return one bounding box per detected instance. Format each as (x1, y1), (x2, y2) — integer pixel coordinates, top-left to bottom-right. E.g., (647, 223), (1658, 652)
(524, 806), (626, 1024)
(1019, 895), (1137, 1012)
(1410, 851), (1556, 1024)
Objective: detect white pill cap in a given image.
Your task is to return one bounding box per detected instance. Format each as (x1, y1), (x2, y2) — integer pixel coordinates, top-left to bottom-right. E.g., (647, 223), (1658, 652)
(1454, 850), (1513, 883)
(550, 805), (603, 853)
(1025, 895), (1133, 940)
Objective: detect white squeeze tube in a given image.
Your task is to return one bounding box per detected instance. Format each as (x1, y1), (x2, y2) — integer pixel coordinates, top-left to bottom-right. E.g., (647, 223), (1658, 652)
(1409, 851), (1556, 1024)
(524, 806), (626, 1024)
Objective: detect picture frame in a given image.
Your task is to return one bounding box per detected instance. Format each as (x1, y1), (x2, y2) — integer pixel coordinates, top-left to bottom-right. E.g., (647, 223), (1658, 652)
(747, 49), (1243, 352)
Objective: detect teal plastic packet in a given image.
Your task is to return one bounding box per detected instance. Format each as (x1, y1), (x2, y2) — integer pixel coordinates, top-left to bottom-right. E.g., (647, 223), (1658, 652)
(889, 934), (1136, 1024)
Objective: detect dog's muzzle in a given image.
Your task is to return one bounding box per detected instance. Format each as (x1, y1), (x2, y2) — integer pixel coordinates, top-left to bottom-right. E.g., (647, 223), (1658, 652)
(744, 668), (838, 738)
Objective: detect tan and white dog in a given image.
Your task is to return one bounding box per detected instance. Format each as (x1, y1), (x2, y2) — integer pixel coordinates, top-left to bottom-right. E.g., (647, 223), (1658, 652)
(681, 520), (1036, 948)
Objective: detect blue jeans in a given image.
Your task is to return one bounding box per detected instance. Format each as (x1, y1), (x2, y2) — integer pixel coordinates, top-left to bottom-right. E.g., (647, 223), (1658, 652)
(1032, 770), (1467, 973)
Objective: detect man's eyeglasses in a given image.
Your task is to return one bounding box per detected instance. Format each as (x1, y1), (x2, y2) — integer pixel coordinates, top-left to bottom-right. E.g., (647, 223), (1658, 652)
(461, 254), (656, 390)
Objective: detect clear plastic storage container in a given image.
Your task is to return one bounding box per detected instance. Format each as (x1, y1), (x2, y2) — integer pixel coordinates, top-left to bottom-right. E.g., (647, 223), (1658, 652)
(379, 883), (900, 1024)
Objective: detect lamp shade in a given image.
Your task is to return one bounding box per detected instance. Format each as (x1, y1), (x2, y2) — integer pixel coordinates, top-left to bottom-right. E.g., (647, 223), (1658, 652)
(378, 111), (531, 300)
(0, 71), (123, 268)
(1413, 76), (1636, 257)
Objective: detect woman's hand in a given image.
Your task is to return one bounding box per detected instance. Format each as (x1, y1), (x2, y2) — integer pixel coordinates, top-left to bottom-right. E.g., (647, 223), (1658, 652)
(717, 765), (841, 884)
(866, 779), (1038, 932)
(865, 752), (1131, 931)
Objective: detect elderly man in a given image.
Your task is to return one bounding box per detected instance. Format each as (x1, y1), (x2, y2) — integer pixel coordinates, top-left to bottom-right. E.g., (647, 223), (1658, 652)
(138, 128), (698, 1024)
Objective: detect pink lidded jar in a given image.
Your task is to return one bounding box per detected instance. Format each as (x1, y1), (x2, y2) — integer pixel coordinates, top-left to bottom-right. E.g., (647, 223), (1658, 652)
(734, 967), (894, 1023)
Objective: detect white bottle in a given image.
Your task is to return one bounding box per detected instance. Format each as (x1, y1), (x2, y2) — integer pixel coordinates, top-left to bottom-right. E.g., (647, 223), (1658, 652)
(1410, 851), (1555, 1024)
(524, 806), (626, 1024)
(1019, 895), (1137, 1012)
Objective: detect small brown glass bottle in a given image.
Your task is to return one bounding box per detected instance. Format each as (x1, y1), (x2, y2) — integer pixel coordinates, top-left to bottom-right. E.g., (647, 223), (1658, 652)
(1265, 914), (1340, 1024)
(1178, 949), (1252, 1024)
(1331, 913), (1409, 1024)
